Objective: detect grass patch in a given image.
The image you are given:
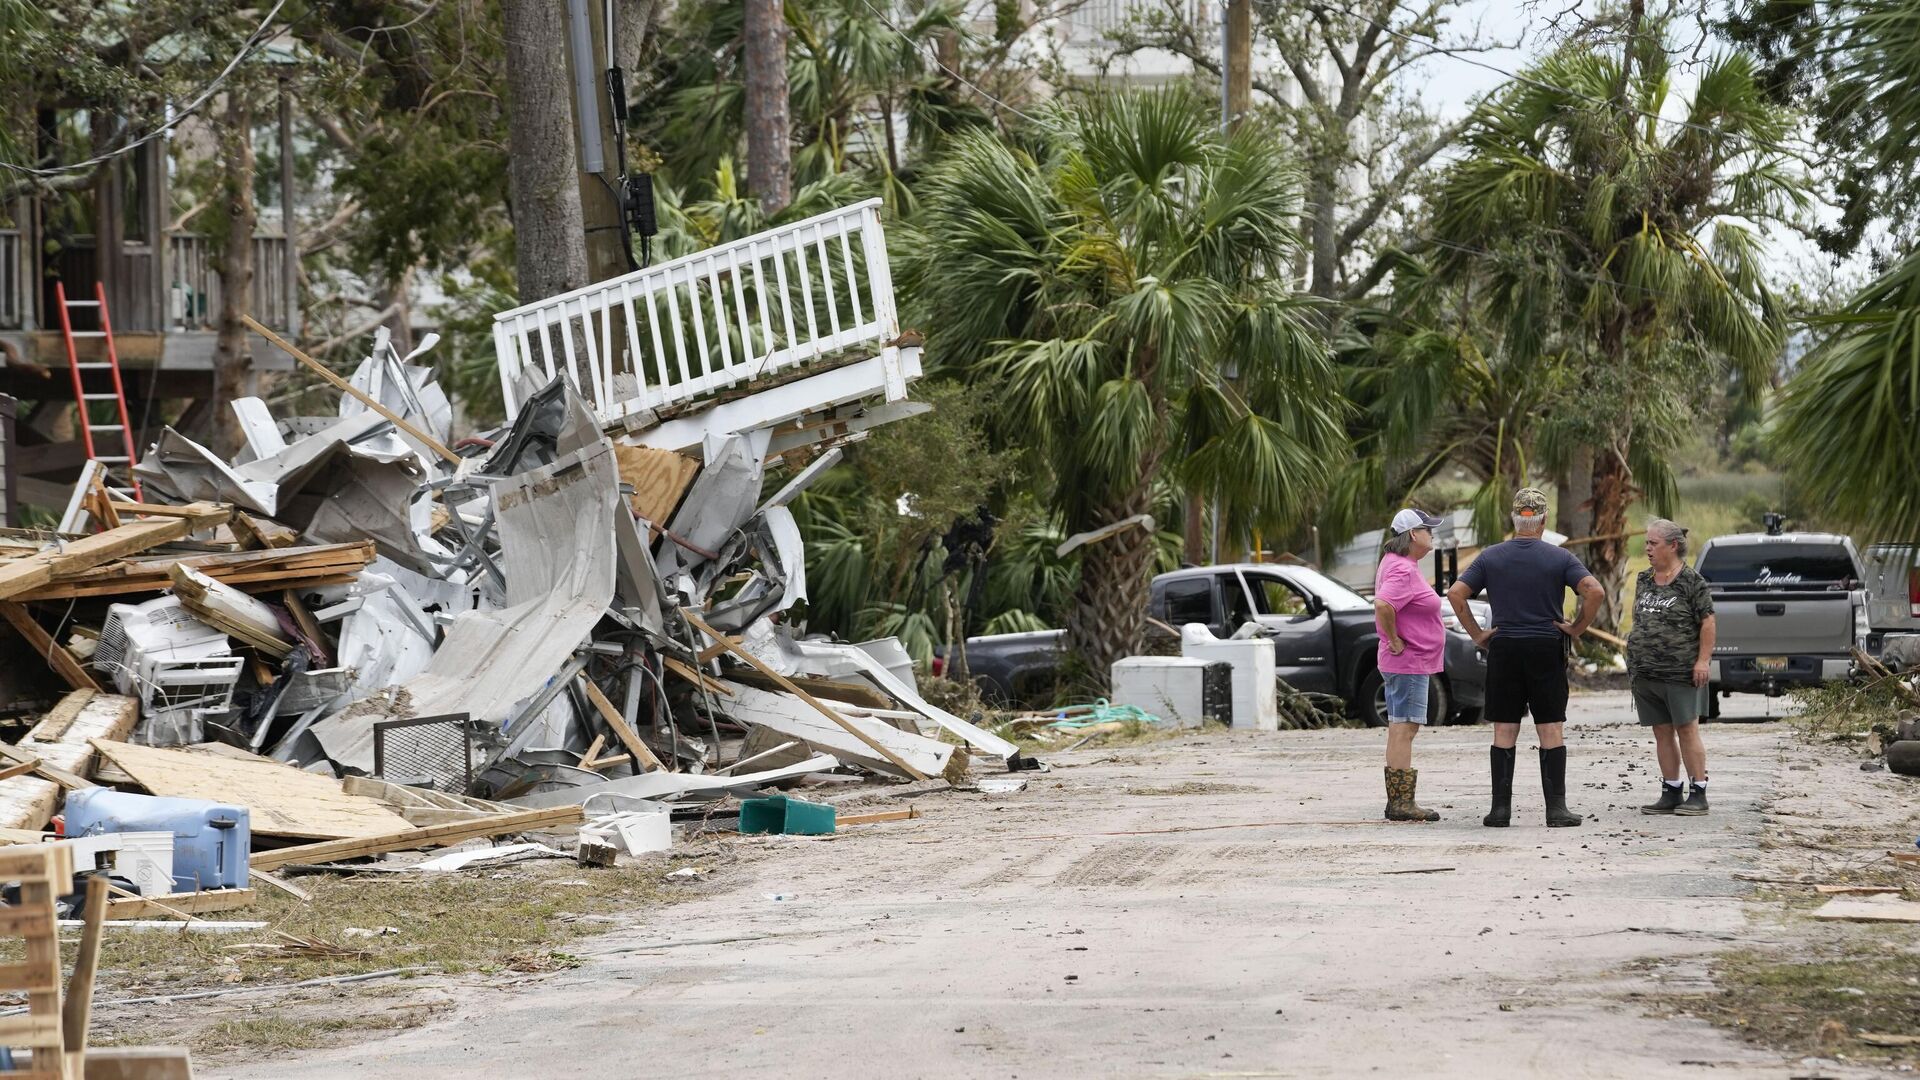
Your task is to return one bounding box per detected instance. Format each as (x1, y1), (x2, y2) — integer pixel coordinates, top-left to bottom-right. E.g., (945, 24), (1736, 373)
(0, 857), (678, 998)
(1681, 946), (1920, 1062)
(185, 1000), (446, 1055)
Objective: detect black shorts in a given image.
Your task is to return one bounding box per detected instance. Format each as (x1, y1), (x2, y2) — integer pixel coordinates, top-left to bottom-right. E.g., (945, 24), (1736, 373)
(1484, 636), (1569, 725)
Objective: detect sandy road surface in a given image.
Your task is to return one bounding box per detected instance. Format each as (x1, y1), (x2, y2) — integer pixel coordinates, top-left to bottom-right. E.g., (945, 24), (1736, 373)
(210, 691), (1891, 1080)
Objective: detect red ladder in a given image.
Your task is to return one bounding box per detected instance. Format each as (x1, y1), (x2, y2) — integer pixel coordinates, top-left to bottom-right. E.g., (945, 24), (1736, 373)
(53, 280), (141, 498)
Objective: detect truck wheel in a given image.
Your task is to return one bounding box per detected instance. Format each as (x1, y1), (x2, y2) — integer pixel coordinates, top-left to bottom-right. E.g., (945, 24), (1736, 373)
(1706, 684), (1722, 720)
(1356, 670), (1387, 728)
(1888, 740), (1920, 777)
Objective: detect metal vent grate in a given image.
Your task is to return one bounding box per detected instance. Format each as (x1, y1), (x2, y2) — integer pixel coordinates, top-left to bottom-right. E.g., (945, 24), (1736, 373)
(372, 713), (475, 793)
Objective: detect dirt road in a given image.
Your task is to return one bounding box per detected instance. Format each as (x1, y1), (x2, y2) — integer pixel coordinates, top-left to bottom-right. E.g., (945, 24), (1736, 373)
(208, 691), (1894, 1079)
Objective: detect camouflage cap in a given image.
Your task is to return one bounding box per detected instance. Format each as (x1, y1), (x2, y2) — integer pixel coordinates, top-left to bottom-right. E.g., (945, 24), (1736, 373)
(1511, 487), (1549, 516)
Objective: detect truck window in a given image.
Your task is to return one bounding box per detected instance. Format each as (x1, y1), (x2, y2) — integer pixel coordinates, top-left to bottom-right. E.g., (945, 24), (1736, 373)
(1246, 574), (1312, 616)
(1164, 578), (1214, 626)
(1697, 544), (1858, 585)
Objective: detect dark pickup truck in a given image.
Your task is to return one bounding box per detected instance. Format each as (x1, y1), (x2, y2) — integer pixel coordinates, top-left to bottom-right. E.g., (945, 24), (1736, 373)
(949, 563), (1490, 724)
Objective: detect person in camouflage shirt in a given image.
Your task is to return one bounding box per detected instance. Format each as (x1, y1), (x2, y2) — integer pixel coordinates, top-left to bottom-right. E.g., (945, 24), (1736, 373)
(1627, 518), (1718, 816)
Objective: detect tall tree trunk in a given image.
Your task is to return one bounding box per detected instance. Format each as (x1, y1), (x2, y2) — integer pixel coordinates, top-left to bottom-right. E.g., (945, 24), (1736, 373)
(744, 0), (791, 216)
(1223, 0), (1251, 128)
(1583, 443), (1634, 634)
(1065, 487), (1158, 697)
(1306, 164), (1341, 299)
(1557, 444), (1595, 542)
(1183, 491), (1207, 566)
(211, 94), (258, 458)
(502, 0), (589, 302)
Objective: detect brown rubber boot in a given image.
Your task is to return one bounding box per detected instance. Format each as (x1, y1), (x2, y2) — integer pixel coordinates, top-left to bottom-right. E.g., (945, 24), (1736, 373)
(1385, 766), (1440, 821)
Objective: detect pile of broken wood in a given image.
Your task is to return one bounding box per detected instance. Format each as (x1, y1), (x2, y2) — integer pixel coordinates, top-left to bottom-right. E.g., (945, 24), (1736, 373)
(0, 315), (1031, 930)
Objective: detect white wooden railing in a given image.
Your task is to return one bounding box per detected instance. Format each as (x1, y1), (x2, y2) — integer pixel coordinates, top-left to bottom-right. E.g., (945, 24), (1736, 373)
(490, 198), (901, 424)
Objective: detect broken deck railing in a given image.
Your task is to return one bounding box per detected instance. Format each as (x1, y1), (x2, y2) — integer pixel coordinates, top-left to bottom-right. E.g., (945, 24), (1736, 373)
(491, 198), (903, 425)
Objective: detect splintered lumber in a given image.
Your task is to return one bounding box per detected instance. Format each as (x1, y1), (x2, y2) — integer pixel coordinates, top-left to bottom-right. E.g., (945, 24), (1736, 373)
(1811, 898), (1920, 923)
(714, 681), (949, 781)
(612, 444), (700, 527)
(243, 315), (462, 464)
(683, 609), (929, 781)
(103, 889), (254, 921)
(580, 677), (666, 772)
(249, 806), (587, 871)
(0, 692), (136, 831)
(0, 512), (229, 603)
(166, 564), (292, 658)
(62, 876), (107, 1071)
(0, 601), (104, 692)
(88, 740), (412, 840)
(15, 541), (376, 601)
(339, 777), (524, 827)
(836, 808), (921, 827)
(105, 503), (233, 529)
(230, 511), (300, 550)
(725, 668), (894, 710)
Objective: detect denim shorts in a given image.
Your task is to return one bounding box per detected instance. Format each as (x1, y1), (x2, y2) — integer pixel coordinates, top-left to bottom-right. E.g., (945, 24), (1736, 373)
(1383, 672), (1431, 725)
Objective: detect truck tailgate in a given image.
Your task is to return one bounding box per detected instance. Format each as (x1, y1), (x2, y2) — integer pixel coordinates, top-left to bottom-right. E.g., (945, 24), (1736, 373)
(1713, 592), (1854, 654)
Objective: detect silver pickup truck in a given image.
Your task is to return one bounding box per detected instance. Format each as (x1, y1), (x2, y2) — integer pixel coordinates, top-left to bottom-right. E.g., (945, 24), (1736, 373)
(1696, 531), (1867, 709)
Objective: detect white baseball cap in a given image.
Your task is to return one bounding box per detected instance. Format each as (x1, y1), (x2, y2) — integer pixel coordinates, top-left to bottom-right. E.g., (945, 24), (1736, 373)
(1390, 508), (1443, 535)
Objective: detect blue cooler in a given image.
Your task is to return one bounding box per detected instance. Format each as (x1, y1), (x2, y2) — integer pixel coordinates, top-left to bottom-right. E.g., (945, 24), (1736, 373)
(63, 789), (251, 893)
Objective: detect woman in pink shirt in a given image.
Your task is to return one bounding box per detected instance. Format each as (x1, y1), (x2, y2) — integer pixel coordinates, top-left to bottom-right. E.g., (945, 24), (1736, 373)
(1374, 508), (1446, 821)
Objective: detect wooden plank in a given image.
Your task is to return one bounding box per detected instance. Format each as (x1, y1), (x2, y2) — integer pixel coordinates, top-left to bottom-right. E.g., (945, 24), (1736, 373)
(713, 681), (950, 780)
(249, 869), (311, 902)
(0, 743), (96, 792)
(1811, 898), (1920, 923)
(0, 958), (61, 993)
(82, 1046), (195, 1080)
(242, 315), (462, 464)
(0, 1012), (65, 1048)
(249, 806), (587, 871)
(62, 876), (108, 1060)
(726, 669), (894, 710)
(577, 734), (605, 766)
(0, 516), (199, 601)
(1, 602), (106, 692)
(108, 501), (233, 527)
(88, 740), (412, 840)
(580, 677), (665, 772)
(166, 565), (292, 658)
(0, 905), (57, 937)
(281, 589), (330, 665)
(103, 889), (254, 921)
(32, 692), (95, 742)
(610, 444), (699, 527)
(0, 758), (45, 783)
(683, 609), (929, 781)
(662, 656), (732, 696)
(14, 541), (375, 601)
(0, 844), (73, 884)
(231, 511), (299, 550)
(1813, 884), (1902, 895)
(836, 807), (921, 827)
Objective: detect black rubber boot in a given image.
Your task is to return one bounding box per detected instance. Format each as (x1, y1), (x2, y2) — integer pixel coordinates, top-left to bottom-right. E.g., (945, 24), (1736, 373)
(1540, 746), (1583, 827)
(1484, 745), (1515, 828)
(1675, 783), (1710, 816)
(1641, 783), (1685, 815)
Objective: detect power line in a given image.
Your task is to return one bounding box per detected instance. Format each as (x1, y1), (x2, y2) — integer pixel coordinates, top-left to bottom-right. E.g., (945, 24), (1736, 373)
(1, 0), (293, 180)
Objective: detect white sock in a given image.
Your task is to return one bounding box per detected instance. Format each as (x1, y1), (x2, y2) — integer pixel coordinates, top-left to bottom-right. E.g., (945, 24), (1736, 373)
(1691, 777), (1708, 789)
(1663, 779), (1684, 790)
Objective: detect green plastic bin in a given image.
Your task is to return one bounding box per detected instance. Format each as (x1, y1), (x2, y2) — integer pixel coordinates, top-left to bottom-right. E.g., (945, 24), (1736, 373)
(737, 795), (837, 835)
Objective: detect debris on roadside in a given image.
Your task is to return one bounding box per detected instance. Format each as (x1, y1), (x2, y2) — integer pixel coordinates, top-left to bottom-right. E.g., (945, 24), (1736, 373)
(0, 212), (1026, 942)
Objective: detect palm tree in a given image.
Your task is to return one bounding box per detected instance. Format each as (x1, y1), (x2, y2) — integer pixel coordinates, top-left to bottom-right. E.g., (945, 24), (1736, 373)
(904, 88), (1345, 687)
(1428, 32), (1801, 627)
(1776, 0), (1920, 543)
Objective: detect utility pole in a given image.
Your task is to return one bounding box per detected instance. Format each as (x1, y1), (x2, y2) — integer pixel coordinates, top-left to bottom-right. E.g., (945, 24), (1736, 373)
(744, 0), (791, 216)
(1189, 0), (1254, 565)
(569, 0), (629, 283)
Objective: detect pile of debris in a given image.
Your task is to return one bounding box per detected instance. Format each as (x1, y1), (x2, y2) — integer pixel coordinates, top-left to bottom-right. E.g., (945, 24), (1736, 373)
(0, 239), (1029, 914)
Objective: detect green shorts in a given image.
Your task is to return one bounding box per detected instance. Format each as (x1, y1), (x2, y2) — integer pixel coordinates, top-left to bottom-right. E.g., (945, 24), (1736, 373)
(1632, 678), (1704, 727)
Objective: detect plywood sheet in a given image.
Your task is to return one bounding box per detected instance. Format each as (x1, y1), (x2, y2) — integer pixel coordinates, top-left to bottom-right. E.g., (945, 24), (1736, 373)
(612, 444), (699, 527)
(87, 740), (412, 840)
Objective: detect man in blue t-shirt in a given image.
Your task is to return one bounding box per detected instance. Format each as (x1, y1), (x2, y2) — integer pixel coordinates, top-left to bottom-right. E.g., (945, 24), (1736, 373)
(1446, 488), (1605, 829)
